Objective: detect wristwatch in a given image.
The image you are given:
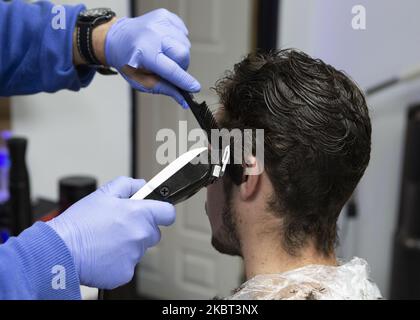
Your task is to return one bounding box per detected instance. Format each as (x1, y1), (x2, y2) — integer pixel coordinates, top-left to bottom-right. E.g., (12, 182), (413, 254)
(76, 8), (118, 75)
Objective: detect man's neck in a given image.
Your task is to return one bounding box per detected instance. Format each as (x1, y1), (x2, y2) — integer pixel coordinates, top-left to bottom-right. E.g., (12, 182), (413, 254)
(240, 228), (337, 280)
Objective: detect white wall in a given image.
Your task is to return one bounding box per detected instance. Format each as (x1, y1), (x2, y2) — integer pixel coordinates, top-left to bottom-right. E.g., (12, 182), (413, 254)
(12, 0), (131, 201)
(279, 0), (420, 297)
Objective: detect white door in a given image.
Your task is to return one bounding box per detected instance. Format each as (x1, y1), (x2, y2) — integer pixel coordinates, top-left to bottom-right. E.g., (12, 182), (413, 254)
(135, 0), (253, 299)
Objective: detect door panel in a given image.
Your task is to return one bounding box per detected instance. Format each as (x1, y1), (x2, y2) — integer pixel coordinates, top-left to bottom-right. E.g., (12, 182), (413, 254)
(136, 0), (252, 299)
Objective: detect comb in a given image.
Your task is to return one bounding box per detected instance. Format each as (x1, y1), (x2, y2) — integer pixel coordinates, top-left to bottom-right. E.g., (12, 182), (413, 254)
(179, 90), (219, 140)
(180, 90), (244, 184)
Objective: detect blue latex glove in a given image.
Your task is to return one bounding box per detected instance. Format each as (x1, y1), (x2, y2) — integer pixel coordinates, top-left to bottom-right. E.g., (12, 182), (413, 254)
(47, 177), (175, 289)
(105, 8), (201, 108)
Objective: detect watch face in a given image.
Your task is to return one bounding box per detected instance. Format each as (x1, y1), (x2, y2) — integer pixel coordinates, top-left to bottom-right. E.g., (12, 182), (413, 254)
(78, 8), (115, 22)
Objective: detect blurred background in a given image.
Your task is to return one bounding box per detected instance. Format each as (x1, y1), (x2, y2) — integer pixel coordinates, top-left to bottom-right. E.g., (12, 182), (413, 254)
(2, 0), (420, 299)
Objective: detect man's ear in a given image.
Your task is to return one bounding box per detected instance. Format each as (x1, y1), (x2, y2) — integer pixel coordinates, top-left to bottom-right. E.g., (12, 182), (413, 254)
(239, 156), (261, 201)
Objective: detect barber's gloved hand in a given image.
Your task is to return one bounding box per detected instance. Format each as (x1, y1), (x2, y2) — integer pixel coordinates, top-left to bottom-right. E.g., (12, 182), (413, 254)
(105, 8), (201, 108)
(46, 177), (176, 289)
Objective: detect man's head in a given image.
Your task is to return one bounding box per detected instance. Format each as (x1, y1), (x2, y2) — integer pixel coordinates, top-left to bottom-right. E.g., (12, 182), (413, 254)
(206, 49), (371, 258)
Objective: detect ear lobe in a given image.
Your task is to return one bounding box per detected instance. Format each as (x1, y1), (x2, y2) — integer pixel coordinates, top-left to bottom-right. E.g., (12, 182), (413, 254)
(239, 174), (260, 201)
(239, 157), (261, 201)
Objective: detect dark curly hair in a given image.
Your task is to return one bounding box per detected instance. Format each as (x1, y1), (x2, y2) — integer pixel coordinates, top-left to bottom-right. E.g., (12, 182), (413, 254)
(215, 49), (371, 256)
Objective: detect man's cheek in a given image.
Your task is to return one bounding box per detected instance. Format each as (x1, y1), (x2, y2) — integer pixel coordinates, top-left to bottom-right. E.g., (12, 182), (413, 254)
(206, 180), (226, 230)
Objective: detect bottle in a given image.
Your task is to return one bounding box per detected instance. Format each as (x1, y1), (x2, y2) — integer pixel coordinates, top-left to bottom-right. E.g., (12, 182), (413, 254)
(59, 176), (97, 213)
(38, 176), (97, 223)
(7, 137), (32, 236)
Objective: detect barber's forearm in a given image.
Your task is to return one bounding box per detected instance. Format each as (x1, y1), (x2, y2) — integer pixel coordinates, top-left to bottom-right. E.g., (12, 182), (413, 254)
(73, 17), (118, 66)
(0, 0), (94, 95)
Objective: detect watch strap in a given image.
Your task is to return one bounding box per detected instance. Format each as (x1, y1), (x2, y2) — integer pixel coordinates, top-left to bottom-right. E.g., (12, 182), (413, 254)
(76, 16), (118, 75)
(77, 22), (101, 66)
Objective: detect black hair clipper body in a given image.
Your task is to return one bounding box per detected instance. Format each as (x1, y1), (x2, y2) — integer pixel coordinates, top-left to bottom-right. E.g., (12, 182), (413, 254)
(139, 150), (216, 204)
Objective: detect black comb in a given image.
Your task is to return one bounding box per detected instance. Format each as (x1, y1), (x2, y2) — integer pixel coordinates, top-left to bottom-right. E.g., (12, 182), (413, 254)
(180, 90), (219, 139)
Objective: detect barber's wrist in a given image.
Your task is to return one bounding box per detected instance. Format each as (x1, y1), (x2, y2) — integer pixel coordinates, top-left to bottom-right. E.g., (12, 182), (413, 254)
(46, 218), (81, 277)
(92, 17), (118, 66)
(73, 28), (86, 66)
(72, 17), (118, 66)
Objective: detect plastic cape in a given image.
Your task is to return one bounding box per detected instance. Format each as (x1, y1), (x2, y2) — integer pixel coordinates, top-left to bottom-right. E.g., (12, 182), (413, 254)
(226, 257), (382, 300)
